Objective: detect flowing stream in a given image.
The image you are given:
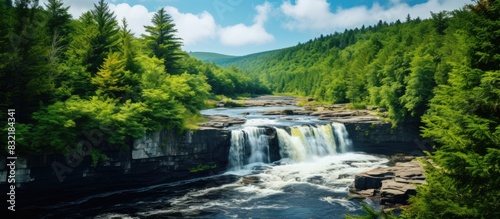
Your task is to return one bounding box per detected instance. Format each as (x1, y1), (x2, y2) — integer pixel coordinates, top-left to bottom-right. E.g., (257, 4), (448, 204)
(35, 106), (389, 218)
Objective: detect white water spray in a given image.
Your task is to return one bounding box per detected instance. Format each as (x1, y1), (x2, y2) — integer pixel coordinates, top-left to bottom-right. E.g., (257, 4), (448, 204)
(229, 122), (353, 169)
(228, 127), (270, 170)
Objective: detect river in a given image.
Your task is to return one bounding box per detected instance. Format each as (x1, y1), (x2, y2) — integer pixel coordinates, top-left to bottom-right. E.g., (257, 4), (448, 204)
(32, 106), (390, 218)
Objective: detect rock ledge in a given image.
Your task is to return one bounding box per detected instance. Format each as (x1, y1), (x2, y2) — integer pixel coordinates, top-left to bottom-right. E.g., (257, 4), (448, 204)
(349, 157), (426, 207)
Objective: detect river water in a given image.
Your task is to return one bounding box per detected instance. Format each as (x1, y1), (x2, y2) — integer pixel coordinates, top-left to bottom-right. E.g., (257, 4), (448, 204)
(34, 106), (389, 218)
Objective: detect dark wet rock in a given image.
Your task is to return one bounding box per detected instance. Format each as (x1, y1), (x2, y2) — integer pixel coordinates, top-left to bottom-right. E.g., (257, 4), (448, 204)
(338, 174), (351, 179)
(306, 175), (325, 184)
(240, 176), (261, 184)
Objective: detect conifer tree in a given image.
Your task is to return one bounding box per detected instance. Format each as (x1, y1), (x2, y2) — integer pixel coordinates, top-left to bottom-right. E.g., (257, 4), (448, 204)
(86, 0), (119, 74)
(44, 0), (72, 50)
(92, 52), (131, 99)
(143, 8), (183, 74)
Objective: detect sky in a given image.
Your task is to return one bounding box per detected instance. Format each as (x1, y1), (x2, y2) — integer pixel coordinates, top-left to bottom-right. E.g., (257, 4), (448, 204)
(41, 0), (470, 56)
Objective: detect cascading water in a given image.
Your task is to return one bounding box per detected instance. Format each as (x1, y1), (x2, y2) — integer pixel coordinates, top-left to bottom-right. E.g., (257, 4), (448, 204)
(332, 122), (353, 153)
(277, 124), (338, 162)
(228, 127), (270, 170)
(229, 122), (353, 168)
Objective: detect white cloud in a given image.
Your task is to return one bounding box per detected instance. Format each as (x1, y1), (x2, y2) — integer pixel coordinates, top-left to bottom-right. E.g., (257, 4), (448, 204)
(218, 2), (274, 46)
(110, 4), (154, 36)
(281, 0), (470, 32)
(164, 7), (217, 46)
(39, 1), (274, 47)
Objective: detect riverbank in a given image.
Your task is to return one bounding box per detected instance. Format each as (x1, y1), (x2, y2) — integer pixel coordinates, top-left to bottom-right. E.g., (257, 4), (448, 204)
(2, 95), (426, 217)
(349, 155), (426, 209)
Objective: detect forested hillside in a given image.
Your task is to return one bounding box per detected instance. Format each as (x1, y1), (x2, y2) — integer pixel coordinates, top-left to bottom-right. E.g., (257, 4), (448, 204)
(218, 0), (500, 218)
(221, 4), (495, 126)
(188, 52), (237, 64)
(0, 0), (269, 157)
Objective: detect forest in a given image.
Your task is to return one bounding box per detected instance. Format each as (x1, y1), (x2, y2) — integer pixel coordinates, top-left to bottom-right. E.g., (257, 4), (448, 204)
(1, 0), (499, 218)
(218, 0), (499, 218)
(0, 0), (269, 156)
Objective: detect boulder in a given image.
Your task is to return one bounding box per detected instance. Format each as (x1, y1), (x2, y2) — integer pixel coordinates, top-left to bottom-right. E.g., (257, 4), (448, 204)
(350, 159), (426, 206)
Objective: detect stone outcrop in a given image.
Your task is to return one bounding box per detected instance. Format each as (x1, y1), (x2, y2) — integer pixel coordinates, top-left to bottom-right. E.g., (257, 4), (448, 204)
(350, 158), (426, 206)
(344, 122), (422, 155)
(0, 126), (234, 207)
(198, 115), (246, 129)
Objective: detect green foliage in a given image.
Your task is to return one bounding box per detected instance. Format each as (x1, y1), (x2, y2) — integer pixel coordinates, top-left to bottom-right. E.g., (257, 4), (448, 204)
(86, 0), (119, 74)
(345, 203), (397, 219)
(143, 8), (183, 74)
(402, 1), (500, 218)
(90, 149), (107, 167)
(0, 0), (269, 158)
(92, 52), (132, 99)
(218, 11), (466, 124)
(222, 99), (244, 107)
(28, 96), (148, 153)
(189, 164), (217, 173)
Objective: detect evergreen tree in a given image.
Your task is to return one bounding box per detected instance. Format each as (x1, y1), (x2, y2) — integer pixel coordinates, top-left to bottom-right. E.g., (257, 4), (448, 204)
(1, 0), (54, 122)
(86, 0), (119, 74)
(143, 8), (183, 74)
(92, 52), (131, 99)
(44, 0), (72, 56)
(119, 18), (139, 73)
(403, 1), (500, 218)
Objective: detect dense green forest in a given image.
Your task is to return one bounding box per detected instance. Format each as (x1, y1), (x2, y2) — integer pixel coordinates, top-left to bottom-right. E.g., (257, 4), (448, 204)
(1, 0), (499, 218)
(214, 1), (498, 218)
(0, 0), (269, 156)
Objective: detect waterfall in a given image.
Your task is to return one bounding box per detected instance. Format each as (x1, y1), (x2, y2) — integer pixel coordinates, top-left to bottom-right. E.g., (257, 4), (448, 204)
(228, 122), (353, 169)
(228, 127), (270, 170)
(332, 122), (352, 153)
(277, 124), (336, 162)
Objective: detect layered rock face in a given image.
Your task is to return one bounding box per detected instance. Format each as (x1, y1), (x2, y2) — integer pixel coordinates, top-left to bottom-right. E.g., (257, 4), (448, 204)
(0, 125), (233, 207)
(350, 158), (426, 206)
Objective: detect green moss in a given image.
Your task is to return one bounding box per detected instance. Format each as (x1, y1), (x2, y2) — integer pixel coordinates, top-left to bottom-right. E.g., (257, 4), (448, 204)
(189, 164), (217, 173)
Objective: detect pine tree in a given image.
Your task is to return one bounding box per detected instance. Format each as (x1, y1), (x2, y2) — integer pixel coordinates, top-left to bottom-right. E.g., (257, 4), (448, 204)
(86, 0), (119, 74)
(119, 18), (139, 73)
(143, 8), (183, 74)
(44, 0), (71, 47)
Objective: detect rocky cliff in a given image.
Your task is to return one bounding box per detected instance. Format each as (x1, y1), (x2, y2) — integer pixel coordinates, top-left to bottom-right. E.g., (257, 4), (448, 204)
(349, 157), (426, 207)
(0, 122), (234, 207)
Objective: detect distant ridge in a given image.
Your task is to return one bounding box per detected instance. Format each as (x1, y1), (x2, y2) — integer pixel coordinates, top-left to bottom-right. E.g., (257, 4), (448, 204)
(188, 52), (239, 65)
(188, 48), (287, 66)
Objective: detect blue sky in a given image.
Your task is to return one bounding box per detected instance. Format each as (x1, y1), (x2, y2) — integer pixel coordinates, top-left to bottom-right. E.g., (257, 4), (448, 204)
(43, 0), (470, 56)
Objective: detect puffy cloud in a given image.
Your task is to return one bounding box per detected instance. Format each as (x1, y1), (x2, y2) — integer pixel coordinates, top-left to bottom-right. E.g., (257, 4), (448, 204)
(164, 7), (217, 46)
(39, 1), (274, 47)
(281, 0), (470, 32)
(110, 4), (154, 36)
(218, 2), (274, 46)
